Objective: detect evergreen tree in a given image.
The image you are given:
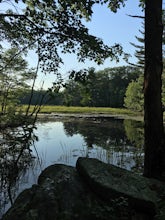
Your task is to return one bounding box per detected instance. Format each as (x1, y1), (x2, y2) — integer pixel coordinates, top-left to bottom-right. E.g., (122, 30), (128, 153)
(125, 13), (165, 112)
(129, 24), (145, 69)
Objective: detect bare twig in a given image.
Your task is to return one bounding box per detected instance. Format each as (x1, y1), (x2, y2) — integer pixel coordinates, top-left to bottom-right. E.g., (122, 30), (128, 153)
(127, 14), (144, 19)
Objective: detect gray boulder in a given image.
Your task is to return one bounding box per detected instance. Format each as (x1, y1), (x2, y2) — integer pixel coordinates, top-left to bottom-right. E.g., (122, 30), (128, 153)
(76, 157), (165, 216)
(2, 158), (165, 220)
(2, 163), (129, 220)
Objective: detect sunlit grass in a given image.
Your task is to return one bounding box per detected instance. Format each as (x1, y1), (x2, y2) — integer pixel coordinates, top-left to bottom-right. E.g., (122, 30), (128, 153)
(20, 105), (140, 116)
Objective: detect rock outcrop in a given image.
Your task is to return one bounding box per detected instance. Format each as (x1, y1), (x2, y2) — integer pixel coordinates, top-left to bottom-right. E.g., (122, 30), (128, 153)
(2, 158), (165, 220)
(77, 157), (165, 217)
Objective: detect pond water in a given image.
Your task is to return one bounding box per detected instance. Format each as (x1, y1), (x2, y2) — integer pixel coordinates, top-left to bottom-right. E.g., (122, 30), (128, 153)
(0, 116), (144, 217)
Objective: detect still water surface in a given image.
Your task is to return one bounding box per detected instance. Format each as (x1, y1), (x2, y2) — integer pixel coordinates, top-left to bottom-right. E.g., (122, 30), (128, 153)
(0, 116), (144, 217)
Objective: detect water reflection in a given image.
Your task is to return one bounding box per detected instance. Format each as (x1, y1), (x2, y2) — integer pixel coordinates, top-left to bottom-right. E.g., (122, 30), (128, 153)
(0, 117), (144, 217)
(0, 124), (38, 217)
(63, 118), (127, 149)
(63, 118), (144, 171)
(124, 119), (144, 172)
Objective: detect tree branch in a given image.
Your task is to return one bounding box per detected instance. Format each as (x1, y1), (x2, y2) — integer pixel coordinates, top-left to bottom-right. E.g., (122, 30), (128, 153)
(127, 14), (144, 19)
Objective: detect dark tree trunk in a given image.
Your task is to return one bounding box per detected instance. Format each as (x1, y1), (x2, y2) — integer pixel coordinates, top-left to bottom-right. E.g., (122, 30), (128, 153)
(143, 0), (165, 179)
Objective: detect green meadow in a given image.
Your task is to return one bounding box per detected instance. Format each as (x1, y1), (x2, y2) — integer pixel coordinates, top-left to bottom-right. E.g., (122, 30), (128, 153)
(21, 105), (142, 117)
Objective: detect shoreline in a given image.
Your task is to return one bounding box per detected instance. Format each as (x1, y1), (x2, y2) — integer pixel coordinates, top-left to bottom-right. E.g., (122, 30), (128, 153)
(36, 112), (144, 121)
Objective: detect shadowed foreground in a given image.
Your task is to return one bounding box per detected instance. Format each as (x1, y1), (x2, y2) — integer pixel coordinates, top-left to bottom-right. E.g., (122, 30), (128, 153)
(2, 158), (165, 220)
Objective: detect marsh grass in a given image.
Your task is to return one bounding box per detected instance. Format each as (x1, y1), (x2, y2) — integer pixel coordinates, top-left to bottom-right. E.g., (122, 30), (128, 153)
(20, 105), (139, 116)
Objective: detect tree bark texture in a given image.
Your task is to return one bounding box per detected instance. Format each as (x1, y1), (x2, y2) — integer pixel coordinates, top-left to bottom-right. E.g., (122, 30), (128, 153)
(143, 0), (165, 179)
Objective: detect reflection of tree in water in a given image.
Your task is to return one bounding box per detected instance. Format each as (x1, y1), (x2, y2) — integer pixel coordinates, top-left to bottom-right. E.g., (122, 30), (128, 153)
(0, 124), (38, 216)
(63, 117), (129, 149)
(63, 118), (144, 172)
(124, 119), (144, 172)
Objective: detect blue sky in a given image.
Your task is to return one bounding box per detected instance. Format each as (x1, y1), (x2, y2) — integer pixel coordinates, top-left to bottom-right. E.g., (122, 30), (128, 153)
(1, 0), (144, 88)
(33, 0), (144, 88)
(60, 1), (143, 68)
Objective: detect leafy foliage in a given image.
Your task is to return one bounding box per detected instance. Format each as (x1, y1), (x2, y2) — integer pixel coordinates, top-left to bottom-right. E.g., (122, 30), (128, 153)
(64, 66), (141, 107)
(124, 75), (144, 111)
(0, 0), (126, 75)
(0, 47), (35, 115)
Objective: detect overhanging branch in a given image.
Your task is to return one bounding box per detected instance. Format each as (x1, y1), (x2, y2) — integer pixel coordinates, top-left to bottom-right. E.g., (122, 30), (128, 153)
(127, 14), (144, 19)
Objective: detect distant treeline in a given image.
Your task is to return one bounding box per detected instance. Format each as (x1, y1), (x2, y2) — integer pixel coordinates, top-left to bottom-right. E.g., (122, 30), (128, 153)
(20, 90), (64, 105)
(20, 66), (142, 108)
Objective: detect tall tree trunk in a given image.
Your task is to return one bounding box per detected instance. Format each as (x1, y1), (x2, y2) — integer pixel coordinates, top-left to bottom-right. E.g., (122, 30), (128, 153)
(143, 0), (165, 179)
